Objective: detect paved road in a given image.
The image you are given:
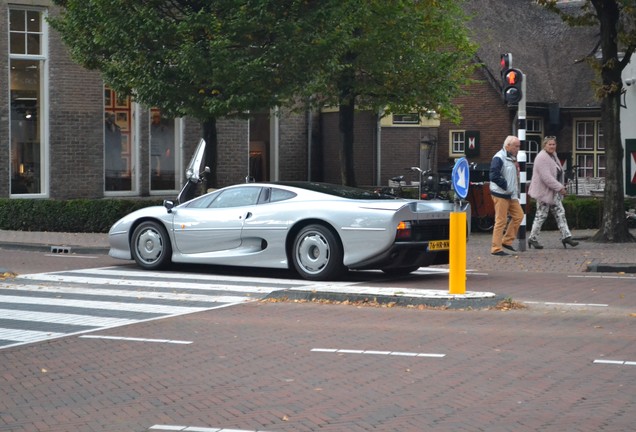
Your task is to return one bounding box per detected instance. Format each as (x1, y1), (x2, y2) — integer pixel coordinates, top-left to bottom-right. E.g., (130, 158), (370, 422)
(1, 277), (634, 432)
(1, 229), (635, 431)
(0, 264), (437, 348)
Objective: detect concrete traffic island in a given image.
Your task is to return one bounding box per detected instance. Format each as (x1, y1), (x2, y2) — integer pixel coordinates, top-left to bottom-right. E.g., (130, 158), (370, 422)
(264, 286), (505, 309)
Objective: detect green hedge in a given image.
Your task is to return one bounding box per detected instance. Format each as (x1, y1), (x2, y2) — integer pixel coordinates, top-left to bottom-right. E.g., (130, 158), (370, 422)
(0, 198), (163, 233)
(526, 196), (636, 231)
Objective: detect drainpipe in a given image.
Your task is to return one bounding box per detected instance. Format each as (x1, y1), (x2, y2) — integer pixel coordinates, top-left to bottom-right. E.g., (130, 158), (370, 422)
(376, 111), (382, 186)
(307, 106), (313, 181)
(271, 106), (280, 181)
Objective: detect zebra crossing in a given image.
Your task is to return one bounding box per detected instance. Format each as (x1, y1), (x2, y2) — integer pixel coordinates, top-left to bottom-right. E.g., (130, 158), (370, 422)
(0, 266), (352, 350)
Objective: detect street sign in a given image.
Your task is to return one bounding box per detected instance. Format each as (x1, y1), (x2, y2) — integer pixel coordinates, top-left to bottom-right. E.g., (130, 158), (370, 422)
(452, 157), (470, 199)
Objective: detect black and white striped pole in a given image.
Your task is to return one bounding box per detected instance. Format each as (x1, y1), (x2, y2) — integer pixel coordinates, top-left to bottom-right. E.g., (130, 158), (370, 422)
(517, 75), (527, 251)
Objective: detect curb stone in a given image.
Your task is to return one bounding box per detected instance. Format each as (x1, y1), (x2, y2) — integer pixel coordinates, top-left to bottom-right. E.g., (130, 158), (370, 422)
(265, 289), (507, 309)
(587, 262), (636, 273)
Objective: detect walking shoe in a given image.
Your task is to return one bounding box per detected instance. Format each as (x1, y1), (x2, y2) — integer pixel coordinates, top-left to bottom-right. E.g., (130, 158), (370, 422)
(528, 239), (544, 249)
(502, 244), (517, 252)
(562, 236), (579, 248)
(491, 250), (509, 256)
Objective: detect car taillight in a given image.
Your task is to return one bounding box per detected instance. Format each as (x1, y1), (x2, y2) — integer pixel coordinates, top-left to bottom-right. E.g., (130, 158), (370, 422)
(395, 221), (412, 240)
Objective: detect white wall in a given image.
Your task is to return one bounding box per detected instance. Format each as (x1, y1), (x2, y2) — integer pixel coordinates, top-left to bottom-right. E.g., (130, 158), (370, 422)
(621, 61), (636, 196)
(622, 61), (636, 141)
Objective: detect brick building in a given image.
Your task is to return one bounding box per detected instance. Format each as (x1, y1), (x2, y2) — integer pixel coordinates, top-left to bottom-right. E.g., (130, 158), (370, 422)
(0, 2), (314, 201)
(2, 1), (633, 201)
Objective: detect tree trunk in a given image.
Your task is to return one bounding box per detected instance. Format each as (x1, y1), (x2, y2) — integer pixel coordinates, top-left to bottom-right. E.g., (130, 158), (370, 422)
(339, 99), (356, 187)
(338, 66), (357, 187)
(589, 0), (634, 242)
(202, 117), (218, 190)
(591, 92), (634, 242)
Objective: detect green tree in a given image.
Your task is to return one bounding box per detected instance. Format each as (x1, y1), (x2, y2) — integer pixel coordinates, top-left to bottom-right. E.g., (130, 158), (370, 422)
(51, 0), (475, 190)
(302, 0), (477, 186)
(538, 0), (636, 242)
(49, 0), (332, 188)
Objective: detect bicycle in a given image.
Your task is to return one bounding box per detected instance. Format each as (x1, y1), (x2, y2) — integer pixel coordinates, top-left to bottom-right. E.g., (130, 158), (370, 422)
(408, 167), (452, 201)
(467, 181), (495, 231)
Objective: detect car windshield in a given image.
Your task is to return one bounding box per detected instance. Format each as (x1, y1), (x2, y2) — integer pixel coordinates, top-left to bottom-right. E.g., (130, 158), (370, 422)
(276, 181), (398, 200)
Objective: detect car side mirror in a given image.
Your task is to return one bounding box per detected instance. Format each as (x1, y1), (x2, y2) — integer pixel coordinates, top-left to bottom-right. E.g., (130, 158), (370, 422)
(163, 200), (175, 213)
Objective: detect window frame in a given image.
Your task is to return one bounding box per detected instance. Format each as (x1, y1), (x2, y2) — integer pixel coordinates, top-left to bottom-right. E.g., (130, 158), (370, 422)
(524, 117), (544, 169)
(8, 6), (49, 198)
(449, 130), (465, 155)
(573, 119), (605, 178)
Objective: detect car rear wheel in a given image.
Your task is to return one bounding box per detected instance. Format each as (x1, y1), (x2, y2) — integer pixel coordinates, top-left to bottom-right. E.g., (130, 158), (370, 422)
(131, 221), (172, 270)
(292, 224), (344, 281)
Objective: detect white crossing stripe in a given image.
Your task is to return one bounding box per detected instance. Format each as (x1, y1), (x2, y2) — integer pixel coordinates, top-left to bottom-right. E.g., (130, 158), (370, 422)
(74, 267), (310, 284)
(0, 328), (66, 343)
(0, 285), (252, 304)
(149, 426), (274, 431)
(311, 348), (446, 358)
(80, 335), (192, 344)
(0, 308), (138, 327)
(593, 359), (636, 366)
(15, 274), (278, 294)
(524, 301), (609, 307)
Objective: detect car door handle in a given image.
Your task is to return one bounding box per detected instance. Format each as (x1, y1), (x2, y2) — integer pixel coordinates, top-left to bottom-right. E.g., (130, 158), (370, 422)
(243, 212), (252, 220)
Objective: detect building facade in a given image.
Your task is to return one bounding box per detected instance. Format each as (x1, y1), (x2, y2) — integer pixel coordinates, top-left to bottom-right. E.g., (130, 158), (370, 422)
(1, 2), (314, 201)
(2, 1), (634, 201)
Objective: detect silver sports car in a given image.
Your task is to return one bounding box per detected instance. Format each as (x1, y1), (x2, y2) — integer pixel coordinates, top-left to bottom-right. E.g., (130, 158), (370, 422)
(109, 140), (469, 281)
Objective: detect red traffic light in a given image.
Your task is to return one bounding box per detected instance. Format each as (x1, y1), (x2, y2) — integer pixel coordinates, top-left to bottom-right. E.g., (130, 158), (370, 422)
(502, 68), (523, 104)
(505, 69), (521, 85)
(500, 53), (512, 72)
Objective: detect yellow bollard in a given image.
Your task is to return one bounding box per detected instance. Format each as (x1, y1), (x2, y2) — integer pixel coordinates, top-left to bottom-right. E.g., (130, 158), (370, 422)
(449, 211), (467, 294)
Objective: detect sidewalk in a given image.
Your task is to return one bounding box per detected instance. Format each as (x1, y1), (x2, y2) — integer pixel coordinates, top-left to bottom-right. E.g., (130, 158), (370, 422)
(1, 227), (635, 308)
(0, 229), (110, 255)
(1, 228), (634, 274)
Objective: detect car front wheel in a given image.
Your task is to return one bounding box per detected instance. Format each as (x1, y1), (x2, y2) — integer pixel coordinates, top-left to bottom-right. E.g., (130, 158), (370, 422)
(292, 224), (344, 281)
(131, 221), (172, 270)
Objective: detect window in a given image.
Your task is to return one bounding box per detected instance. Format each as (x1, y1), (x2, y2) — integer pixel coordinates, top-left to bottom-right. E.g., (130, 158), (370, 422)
(210, 187), (261, 208)
(525, 118), (543, 167)
(450, 131), (465, 155)
(574, 120), (604, 177)
(104, 86), (135, 192)
(9, 8), (47, 196)
(576, 121), (595, 151)
(186, 190), (221, 209)
(392, 113), (420, 125)
(269, 188), (296, 203)
(150, 109), (180, 192)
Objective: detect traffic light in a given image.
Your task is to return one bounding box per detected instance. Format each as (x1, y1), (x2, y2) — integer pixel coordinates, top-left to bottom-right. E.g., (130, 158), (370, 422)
(502, 68), (523, 104)
(500, 53), (512, 75)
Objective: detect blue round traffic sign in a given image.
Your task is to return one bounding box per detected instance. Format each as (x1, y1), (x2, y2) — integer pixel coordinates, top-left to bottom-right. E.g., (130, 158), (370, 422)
(451, 157), (470, 199)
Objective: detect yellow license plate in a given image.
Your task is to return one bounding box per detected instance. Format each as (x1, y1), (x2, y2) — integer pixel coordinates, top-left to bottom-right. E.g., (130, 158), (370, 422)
(428, 240), (450, 251)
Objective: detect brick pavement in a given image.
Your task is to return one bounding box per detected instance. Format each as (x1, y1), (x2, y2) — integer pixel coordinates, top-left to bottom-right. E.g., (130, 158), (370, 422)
(1, 296), (635, 431)
(1, 229), (636, 431)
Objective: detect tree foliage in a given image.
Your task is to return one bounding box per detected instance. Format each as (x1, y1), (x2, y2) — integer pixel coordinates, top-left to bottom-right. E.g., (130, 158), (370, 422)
(50, 0), (333, 186)
(50, 0), (331, 118)
(538, 0), (636, 242)
(50, 0), (476, 188)
(299, 0), (477, 185)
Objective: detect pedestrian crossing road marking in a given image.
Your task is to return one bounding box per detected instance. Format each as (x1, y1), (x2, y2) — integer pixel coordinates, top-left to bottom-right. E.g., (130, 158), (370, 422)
(0, 266), (284, 350)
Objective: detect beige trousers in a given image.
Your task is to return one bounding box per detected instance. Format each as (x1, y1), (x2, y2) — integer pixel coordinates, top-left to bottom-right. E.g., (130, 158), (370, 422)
(490, 196), (523, 253)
